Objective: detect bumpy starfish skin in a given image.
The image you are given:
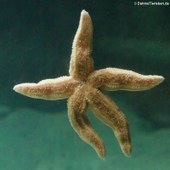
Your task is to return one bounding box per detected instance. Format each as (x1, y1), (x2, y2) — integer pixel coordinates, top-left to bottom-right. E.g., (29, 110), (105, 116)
(13, 10), (164, 159)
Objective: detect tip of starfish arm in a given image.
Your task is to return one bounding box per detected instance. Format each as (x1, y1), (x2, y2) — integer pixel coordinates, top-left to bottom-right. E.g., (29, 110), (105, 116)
(81, 9), (89, 16)
(13, 83), (27, 93)
(159, 75), (165, 82)
(13, 83), (35, 94)
(154, 75), (165, 84)
(13, 84), (21, 92)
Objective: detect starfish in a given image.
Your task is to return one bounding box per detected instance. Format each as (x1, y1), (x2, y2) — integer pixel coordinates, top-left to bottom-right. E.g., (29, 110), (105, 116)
(13, 10), (164, 159)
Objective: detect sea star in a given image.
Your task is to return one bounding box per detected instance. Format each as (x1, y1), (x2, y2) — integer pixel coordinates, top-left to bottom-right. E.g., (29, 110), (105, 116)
(13, 10), (164, 159)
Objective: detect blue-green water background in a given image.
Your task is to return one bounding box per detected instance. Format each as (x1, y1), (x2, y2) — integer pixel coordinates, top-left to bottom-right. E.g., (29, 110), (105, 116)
(0, 1), (169, 170)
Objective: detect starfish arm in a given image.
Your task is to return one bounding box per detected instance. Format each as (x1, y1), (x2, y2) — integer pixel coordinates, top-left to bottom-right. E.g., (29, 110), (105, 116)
(68, 87), (105, 159)
(86, 86), (131, 156)
(69, 10), (94, 81)
(88, 68), (164, 91)
(13, 76), (79, 100)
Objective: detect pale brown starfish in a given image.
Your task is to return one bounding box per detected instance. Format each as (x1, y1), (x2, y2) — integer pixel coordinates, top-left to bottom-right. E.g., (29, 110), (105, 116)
(13, 10), (164, 159)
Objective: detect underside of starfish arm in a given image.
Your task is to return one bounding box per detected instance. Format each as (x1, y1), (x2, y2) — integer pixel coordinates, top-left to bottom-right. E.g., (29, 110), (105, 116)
(13, 76), (79, 100)
(68, 86), (105, 159)
(86, 86), (131, 156)
(69, 10), (94, 81)
(88, 68), (164, 91)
